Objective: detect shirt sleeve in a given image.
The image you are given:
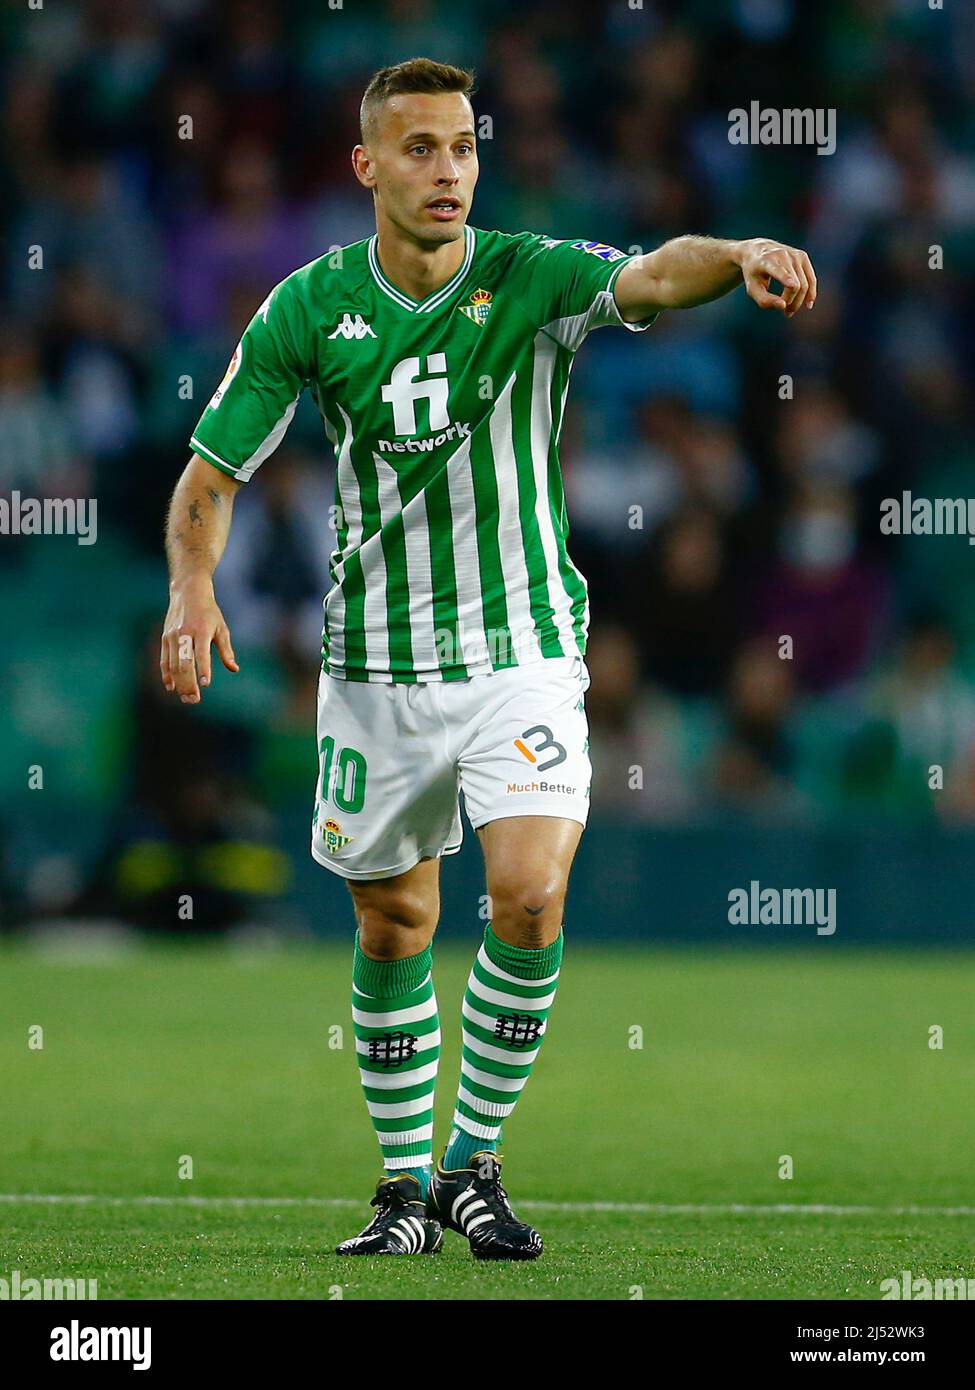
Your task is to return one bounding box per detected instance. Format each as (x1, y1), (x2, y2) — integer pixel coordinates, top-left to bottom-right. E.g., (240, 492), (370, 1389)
(512, 234), (659, 352)
(189, 281), (308, 482)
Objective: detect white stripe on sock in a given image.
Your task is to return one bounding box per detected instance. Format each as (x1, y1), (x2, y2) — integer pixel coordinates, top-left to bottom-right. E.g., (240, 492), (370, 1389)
(360, 1059), (440, 1089)
(468, 977), (556, 1011)
(375, 1123), (434, 1147)
(352, 995), (438, 1027)
(456, 1084), (517, 1119)
(452, 1109), (503, 1142)
(462, 1031), (540, 1067)
(367, 1094), (435, 1120)
(477, 944), (560, 987)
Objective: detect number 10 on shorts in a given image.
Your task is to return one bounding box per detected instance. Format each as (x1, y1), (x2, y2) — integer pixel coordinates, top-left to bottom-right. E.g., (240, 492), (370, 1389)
(319, 735), (368, 814)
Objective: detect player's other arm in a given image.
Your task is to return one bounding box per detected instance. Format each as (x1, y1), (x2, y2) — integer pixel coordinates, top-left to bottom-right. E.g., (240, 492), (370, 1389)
(161, 453), (242, 704)
(614, 235), (817, 320)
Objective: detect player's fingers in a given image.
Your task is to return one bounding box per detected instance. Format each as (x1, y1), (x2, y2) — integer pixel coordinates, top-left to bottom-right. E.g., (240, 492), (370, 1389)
(747, 279), (788, 311)
(163, 630), (185, 694)
(784, 252), (809, 316)
(214, 622), (239, 674)
(160, 632), (174, 692)
(196, 628), (213, 689)
(760, 250), (799, 295)
(798, 249), (817, 308)
(174, 628), (202, 704)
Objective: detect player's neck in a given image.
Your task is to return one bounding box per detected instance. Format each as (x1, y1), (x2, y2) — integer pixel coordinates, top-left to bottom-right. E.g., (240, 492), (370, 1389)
(374, 221), (467, 303)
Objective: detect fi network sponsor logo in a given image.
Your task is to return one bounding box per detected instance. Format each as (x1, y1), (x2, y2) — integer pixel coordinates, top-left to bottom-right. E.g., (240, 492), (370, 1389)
(377, 420), (471, 454)
(728, 880), (836, 936)
(1, 1268), (97, 1300)
(881, 1269), (975, 1300)
(50, 1320), (151, 1372)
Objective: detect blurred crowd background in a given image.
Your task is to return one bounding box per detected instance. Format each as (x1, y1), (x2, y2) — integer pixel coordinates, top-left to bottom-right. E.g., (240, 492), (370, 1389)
(1, 0), (974, 933)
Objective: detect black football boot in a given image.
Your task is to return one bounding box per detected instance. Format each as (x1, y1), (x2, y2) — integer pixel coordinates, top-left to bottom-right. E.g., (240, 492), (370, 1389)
(336, 1173), (443, 1255)
(427, 1150), (543, 1260)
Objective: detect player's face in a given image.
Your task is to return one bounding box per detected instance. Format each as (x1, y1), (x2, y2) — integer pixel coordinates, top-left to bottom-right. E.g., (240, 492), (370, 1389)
(361, 92), (479, 246)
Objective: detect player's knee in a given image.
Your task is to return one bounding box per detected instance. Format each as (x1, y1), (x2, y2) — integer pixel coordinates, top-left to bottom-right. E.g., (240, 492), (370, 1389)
(488, 875), (566, 946)
(349, 884), (438, 956)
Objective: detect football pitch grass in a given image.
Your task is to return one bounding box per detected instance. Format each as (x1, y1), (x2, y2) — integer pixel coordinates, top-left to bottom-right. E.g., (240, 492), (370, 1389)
(1, 939), (973, 1301)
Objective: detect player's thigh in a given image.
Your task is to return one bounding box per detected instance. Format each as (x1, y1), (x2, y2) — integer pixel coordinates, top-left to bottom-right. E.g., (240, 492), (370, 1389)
(459, 653), (592, 829)
(312, 670), (463, 887)
(460, 653), (592, 942)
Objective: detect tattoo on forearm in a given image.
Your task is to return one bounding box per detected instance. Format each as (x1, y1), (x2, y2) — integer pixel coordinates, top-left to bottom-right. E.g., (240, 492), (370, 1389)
(165, 473), (234, 579)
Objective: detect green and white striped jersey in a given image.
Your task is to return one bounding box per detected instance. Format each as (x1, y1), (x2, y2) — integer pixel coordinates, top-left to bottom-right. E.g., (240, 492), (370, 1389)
(190, 226), (656, 683)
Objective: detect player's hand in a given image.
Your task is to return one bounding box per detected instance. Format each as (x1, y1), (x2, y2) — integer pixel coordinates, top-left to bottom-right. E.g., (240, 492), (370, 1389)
(738, 238), (817, 317)
(160, 577), (239, 704)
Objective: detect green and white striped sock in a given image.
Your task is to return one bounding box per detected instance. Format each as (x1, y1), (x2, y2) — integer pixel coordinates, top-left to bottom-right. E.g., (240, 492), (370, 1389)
(442, 923), (563, 1172)
(352, 932), (439, 1195)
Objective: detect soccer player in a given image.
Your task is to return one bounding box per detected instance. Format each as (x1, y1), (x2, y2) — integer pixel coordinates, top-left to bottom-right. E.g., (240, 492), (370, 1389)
(161, 58), (817, 1259)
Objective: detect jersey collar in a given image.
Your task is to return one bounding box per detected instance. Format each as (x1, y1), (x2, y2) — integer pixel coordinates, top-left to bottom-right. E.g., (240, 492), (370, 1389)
(367, 224), (476, 314)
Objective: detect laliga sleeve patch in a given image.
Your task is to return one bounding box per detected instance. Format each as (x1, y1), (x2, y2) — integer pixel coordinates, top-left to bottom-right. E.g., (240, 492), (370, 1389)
(208, 341), (243, 410)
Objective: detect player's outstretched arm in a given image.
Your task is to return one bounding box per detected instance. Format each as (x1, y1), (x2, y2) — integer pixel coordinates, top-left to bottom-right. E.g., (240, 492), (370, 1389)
(614, 235), (817, 321)
(161, 453), (242, 704)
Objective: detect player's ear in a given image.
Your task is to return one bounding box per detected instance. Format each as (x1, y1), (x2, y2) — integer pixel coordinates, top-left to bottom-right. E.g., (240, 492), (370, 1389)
(352, 145), (376, 189)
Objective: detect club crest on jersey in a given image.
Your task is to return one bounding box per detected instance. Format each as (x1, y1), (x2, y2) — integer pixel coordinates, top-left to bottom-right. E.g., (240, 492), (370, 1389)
(458, 287), (493, 326)
(328, 313), (377, 340)
(208, 341), (242, 409)
(570, 240), (627, 262)
(321, 817), (353, 853)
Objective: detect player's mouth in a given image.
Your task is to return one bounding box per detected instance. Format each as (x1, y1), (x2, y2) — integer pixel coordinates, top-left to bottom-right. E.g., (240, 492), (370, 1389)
(425, 197), (463, 221)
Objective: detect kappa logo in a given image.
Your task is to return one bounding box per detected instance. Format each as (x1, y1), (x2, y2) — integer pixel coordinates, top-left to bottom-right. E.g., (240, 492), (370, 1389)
(328, 313), (377, 341)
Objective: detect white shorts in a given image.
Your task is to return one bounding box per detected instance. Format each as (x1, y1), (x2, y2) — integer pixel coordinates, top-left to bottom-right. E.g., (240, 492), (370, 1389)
(310, 654), (592, 881)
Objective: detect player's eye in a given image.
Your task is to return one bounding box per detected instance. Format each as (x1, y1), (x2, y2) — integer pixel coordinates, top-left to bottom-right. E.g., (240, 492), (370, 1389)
(409, 145), (429, 156)
(456, 143), (474, 155)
